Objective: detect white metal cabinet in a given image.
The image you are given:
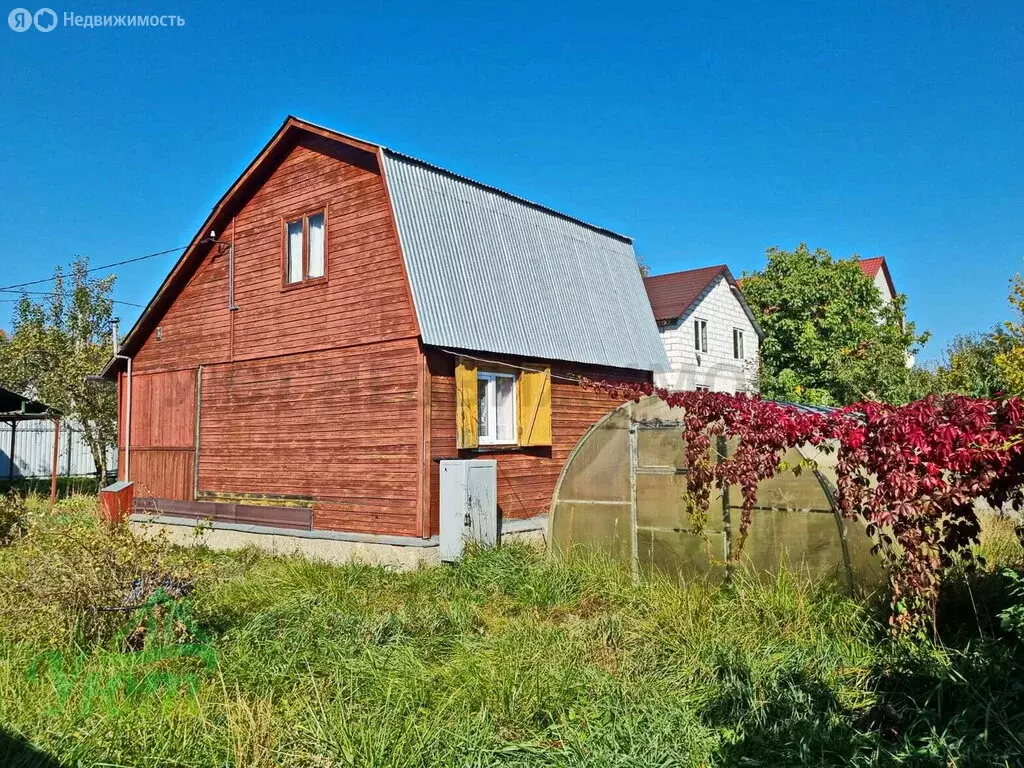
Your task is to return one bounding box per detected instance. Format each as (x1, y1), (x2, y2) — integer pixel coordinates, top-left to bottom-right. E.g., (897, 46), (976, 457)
(439, 459), (497, 562)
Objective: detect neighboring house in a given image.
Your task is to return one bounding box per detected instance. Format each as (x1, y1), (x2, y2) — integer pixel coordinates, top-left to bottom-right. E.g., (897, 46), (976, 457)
(100, 116), (667, 547)
(644, 265), (762, 393)
(859, 256), (914, 366)
(858, 256), (897, 304)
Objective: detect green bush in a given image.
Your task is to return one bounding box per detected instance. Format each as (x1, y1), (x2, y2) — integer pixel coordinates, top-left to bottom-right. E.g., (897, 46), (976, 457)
(1000, 569), (1024, 642)
(0, 514), (206, 647)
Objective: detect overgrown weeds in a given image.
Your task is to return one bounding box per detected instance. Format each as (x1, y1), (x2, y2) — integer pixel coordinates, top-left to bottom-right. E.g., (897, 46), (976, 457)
(0, 505), (206, 647)
(0, 503), (1021, 766)
(0, 490), (28, 546)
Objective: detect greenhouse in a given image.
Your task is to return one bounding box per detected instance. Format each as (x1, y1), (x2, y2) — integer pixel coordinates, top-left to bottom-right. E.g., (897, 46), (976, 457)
(549, 396), (884, 594)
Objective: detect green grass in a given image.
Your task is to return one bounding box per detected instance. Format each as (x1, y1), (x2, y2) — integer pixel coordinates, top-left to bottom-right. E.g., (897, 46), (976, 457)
(0, 475), (107, 498)
(0, 502), (1022, 767)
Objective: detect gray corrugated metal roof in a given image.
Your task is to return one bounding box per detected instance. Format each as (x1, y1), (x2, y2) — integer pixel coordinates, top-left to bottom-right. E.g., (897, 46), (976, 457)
(381, 151), (669, 373)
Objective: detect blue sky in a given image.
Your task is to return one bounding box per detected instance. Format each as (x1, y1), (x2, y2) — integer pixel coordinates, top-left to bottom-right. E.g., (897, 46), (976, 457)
(0, 0), (1020, 363)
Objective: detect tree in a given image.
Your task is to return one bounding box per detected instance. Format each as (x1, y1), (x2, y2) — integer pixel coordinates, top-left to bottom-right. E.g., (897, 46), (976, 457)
(636, 253), (651, 278)
(0, 258), (117, 479)
(741, 244), (928, 406)
(909, 329), (1010, 400)
(995, 273), (1024, 394)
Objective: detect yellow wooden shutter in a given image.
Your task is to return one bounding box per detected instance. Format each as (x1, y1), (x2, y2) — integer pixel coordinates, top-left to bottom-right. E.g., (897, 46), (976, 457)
(455, 358), (479, 449)
(518, 367), (552, 446)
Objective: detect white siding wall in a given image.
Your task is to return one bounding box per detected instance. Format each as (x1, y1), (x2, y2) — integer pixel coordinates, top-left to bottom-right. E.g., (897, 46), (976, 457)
(654, 276), (759, 393)
(873, 270), (893, 303)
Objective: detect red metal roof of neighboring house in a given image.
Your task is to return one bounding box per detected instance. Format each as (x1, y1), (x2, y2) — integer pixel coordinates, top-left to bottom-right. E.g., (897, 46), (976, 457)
(857, 256), (897, 297)
(858, 256), (884, 278)
(736, 257), (895, 297)
(644, 264), (729, 322)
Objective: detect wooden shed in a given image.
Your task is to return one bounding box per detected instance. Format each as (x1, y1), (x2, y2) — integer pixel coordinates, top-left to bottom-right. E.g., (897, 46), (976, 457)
(101, 117), (668, 548)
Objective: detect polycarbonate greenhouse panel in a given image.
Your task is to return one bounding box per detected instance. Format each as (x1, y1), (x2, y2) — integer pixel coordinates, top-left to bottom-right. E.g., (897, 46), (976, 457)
(549, 396), (887, 594)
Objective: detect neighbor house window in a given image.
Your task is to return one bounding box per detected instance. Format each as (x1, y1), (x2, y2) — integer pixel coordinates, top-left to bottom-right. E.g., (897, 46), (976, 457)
(477, 371), (517, 445)
(284, 210), (326, 285)
(733, 329), (744, 359)
(695, 385), (711, 392)
(694, 319), (708, 353)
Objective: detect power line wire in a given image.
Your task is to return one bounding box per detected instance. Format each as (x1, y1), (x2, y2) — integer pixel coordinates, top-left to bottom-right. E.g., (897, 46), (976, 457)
(0, 288), (147, 308)
(0, 297), (146, 308)
(0, 245), (189, 293)
(437, 348), (584, 384)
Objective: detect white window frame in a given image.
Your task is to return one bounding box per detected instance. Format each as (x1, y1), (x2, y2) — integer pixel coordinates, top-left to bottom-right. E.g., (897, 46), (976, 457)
(694, 318), (708, 353)
(284, 209), (327, 286)
(477, 371), (518, 446)
(695, 385), (711, 392)
(733, 328), (744, 360)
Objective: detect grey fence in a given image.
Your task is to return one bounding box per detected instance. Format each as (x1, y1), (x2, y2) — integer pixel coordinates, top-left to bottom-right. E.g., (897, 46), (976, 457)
(0, 420), (117, 479)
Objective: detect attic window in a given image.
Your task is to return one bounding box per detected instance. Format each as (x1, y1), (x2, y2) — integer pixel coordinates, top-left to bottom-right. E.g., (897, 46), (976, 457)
(284, 210), (326, 285)
(733, 329), (744, 359)
(694, 319), (708, 353)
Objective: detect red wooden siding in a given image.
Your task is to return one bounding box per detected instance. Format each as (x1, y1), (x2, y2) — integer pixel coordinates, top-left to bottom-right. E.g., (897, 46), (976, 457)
(131, 135), (416, 376)
(197, 341), (422, 536)
(426, 350), (648, 537)
(132, 450), (195, 501)
(121, 133), (424, 535)
(132, 248), (231, 373)
(124, 369), (197, 500)
(131, 369), (196, 449)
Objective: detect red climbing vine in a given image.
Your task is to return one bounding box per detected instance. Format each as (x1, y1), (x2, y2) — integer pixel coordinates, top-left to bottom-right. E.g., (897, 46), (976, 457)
(582, 381), (1024, 636)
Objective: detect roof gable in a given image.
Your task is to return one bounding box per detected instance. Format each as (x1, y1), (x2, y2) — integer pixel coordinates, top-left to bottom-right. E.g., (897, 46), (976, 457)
(644, 264), (763, 338)
(858, 256), (897, 298)
(105, 116), (668, 375)
(644, 264), (728, 322)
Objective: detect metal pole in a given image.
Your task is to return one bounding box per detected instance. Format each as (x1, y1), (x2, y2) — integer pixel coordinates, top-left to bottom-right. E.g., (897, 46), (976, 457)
(7, 420), (15, 480)
(628, 419), (639, 579)
(49, 418), (60, 505)
(124, 356), (132, 482)
(193, 366), (202, 499)
(111, 318), (132, 484)
(65, 421), (72, 476)
(717, 435), (734, 581)
(227, 243), (239, 311)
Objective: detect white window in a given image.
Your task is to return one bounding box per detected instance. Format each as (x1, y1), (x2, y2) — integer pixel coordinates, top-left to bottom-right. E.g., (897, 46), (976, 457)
(477, 372), (517, 445)
(694, 319), (708, 353)
(284, 210), (326, 285)
(733, 328), (744, 359)
(307, 212), (325, 278)
(286, 220), (303, 284)
(695, 385), (711, 392)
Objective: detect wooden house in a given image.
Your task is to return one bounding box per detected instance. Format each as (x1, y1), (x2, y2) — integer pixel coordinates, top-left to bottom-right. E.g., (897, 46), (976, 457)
(101, 117), (667, 551)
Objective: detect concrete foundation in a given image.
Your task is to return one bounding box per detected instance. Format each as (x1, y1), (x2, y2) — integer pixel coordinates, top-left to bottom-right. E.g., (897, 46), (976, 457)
(131, 513), (548, 570)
